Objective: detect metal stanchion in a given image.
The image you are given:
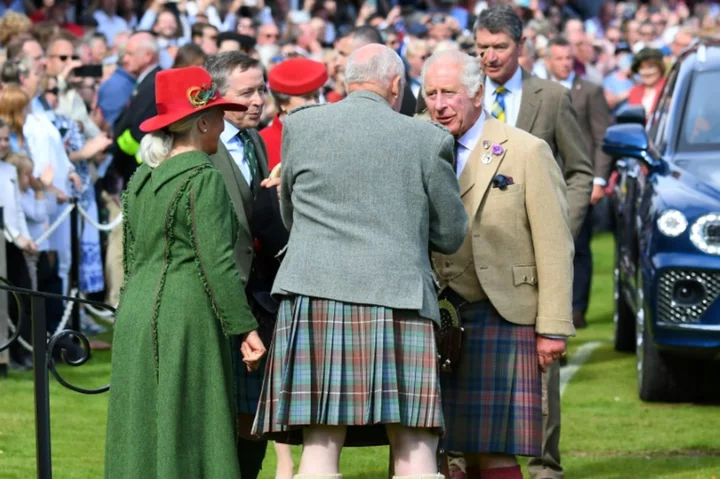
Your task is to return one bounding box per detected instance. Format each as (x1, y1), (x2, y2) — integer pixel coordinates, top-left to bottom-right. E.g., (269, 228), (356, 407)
(31, 294), (52, 479)
(69, 200), (80, 333)
(0, 207), (8, 376)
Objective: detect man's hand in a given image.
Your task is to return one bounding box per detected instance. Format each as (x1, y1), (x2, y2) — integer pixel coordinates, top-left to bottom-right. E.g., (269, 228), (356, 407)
(536, 336), (566, 373)
(590, 183), (605, 205)
(241, 330), (266, 371)
(17, 236), (38, 254)
(79, 133), (113, 160)
(69, 172), (83, 191)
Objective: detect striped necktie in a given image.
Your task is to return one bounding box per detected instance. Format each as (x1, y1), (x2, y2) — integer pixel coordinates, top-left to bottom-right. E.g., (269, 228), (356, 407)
(492, 86), (508, 123)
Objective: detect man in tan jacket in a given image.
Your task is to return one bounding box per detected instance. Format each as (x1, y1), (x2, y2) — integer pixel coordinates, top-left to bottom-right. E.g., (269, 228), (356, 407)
(474, 6), (593, 478)
(423, 49), (575, 479)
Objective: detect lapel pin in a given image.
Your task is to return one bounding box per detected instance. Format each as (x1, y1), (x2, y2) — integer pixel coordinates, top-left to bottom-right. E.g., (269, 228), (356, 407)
(482, 140), (490, 150)
(482, 153), (493, 165)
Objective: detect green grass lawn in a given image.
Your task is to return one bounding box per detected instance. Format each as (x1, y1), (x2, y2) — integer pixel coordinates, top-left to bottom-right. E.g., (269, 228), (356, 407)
(1, 234), (719, 478)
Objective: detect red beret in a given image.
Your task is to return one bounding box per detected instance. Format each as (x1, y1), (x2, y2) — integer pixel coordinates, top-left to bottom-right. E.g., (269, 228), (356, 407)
(268, 58), (329, 96)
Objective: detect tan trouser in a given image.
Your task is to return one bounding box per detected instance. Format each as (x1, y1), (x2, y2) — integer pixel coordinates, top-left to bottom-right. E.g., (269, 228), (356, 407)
(102, 192), (123, 306)
(527, 361), (563, 479)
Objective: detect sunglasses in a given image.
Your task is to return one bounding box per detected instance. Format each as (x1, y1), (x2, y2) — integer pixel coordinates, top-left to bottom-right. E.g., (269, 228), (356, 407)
(45, 87), (59, 95)
(50, 55), (80, 62)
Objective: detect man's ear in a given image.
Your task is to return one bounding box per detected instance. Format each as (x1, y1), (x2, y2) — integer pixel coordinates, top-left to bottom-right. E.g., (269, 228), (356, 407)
(474, 83), (484, 108)
(391, 75), (402, 98)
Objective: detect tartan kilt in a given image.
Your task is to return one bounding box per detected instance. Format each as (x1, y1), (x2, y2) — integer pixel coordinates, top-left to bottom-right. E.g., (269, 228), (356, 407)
(440, 300), (542, 457)
(252, 296), (444, 445)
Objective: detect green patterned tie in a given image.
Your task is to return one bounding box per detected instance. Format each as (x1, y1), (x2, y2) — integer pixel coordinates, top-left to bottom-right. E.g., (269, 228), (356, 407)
(237, 129), (260, 187)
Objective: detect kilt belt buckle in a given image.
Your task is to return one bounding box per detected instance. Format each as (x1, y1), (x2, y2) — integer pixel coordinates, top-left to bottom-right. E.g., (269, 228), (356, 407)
(437, 290), (466, 374)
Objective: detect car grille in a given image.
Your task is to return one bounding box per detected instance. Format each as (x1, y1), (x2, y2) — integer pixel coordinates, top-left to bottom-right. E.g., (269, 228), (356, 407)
(657, 269), (720, 324)
(707, 224), (720, 244)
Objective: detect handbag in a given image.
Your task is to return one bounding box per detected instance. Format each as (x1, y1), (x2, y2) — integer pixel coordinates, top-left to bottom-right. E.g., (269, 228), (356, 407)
(436, 289), (466, 374)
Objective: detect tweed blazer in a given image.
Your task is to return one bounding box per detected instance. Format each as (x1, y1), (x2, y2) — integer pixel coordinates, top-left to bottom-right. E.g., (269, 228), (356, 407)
(569, 75), (614, 181)
(433, 117), (575, 336)
(273, 90), (468, 323)
(517, 70), (593, 238)
(209, 128), (270, 284)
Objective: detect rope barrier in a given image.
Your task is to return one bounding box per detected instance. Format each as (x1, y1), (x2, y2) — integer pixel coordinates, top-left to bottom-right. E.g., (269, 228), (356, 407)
(2, 200), (124, 248)
(34, 204), (75, 246)
(80, 294), (116, 323)
(53, 288), (78, 338)
(76, 204), (123, 232)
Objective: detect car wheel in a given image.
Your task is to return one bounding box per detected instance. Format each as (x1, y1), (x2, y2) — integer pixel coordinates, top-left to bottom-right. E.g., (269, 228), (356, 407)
(614, 246), (635, 352)
(636, 271), (697, 402)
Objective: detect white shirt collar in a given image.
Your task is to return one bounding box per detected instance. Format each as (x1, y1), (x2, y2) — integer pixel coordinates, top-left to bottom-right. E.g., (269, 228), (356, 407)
(486, 66), (523, 96)
(137, 63), (159, 84)
(457, 110), (486, 153)
(552, 71), (576, 90)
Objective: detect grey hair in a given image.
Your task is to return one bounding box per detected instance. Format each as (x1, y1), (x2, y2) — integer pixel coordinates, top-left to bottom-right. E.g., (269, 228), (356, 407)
(205, 51), (262, 96)
(133, 32), (160, 59)
(421, 50), (485, 98)
(345, 46), (405, 89)
(139, 110), (207, 168)
(473, 4), (523, 45)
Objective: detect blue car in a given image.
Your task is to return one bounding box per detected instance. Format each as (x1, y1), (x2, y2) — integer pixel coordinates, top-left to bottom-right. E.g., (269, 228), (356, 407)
(603, 40), (720, 402)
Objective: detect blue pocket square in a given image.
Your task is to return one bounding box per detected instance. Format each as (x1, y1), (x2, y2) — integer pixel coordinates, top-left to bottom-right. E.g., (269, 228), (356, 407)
(492, 174), (514, 190)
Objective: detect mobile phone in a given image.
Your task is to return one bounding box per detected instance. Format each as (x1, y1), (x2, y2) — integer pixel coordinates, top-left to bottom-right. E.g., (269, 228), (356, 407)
(73, 64), (103, 78)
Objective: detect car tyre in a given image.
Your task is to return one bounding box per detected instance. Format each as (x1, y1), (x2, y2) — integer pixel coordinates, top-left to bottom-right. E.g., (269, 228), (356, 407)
(614, 246), (635, 352)
(636, 272), (697, 402)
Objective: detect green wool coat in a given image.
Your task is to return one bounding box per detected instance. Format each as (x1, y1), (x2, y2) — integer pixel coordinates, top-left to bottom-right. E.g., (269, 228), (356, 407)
(105, 151), (258, 478)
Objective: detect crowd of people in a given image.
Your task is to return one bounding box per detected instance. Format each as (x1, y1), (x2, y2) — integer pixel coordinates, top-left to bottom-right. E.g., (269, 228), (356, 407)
(0, 0), (718, 478)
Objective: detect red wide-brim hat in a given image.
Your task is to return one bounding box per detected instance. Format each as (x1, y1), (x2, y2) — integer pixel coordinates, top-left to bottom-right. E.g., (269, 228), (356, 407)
(140, 66), (247, 133)
(268, 58), (328, 96)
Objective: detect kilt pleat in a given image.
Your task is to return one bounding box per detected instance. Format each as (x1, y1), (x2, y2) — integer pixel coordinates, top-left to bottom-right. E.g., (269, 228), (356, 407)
(252, 296), (444, 442)
(440, 301), (542, 457)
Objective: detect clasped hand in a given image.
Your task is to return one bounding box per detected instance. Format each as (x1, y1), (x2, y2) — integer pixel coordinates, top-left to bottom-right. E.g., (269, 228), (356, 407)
(240, 330), (266, 372)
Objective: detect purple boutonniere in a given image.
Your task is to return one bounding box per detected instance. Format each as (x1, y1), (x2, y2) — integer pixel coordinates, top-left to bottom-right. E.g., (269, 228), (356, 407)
(491, 144), (504, 156)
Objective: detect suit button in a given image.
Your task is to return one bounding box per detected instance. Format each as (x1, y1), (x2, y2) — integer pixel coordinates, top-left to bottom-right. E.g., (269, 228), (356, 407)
(240, 277), (247, 285)
(444, 261), (451, 267)
(523, 275), (528, 281)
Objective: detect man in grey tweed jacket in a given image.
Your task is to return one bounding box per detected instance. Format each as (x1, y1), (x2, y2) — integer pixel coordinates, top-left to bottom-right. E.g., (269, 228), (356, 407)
(260, 44), (468, 478)
(273, 51), (467, 324)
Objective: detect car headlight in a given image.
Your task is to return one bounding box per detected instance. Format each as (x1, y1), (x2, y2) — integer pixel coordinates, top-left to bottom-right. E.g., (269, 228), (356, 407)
(690, 213), (720, 255)
(657, 210), (688, 237)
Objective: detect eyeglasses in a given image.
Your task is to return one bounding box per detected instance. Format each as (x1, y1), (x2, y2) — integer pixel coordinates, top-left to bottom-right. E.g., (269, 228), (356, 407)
(263, 33), (280, 39)
(45, 87), (59, 95)
(50, 55), (80, 62)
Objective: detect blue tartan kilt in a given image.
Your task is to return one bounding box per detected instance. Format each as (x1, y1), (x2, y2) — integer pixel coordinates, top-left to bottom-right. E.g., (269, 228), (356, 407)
(440, 300), (542, 457)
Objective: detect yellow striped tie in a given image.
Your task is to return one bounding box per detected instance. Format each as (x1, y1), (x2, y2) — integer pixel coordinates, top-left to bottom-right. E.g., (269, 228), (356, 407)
(492, 86), (508, 123)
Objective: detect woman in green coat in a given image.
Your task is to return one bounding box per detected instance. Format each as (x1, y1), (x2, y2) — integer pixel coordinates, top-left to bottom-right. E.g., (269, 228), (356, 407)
(105, 66), (266, 478)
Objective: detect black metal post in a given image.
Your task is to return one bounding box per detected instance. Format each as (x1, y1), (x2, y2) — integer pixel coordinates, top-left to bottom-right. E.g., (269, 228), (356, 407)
(31, 295), (52, 479)
(69, 200), (80, 333)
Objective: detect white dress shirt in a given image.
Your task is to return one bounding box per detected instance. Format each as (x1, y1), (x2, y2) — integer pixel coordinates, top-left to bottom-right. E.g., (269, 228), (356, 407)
(483, 67), (524, 128)
(0, 161), (31, 244)
(220, 120), (253, 186)
(552, 71), (576, 91)
(456, 111), (486, 178)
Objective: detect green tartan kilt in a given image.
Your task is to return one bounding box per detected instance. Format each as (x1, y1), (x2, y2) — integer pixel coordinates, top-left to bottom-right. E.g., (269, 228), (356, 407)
(251, 296), (444, 446)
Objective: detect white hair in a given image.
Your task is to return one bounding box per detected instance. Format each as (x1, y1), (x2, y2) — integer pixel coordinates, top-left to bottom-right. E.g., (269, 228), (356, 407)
(345, 46), (406, 89)
(139, 110), (207, 168)
(421, 50), (484, 98)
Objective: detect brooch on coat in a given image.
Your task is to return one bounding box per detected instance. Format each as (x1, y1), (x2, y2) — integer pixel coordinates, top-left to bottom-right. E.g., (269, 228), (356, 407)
(481, 140), (504, 165)
(492, 174), (514, 190)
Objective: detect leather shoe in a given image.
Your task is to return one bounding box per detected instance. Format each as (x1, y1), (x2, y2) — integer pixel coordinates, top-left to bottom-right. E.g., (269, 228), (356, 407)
(573, 311), (587, 329)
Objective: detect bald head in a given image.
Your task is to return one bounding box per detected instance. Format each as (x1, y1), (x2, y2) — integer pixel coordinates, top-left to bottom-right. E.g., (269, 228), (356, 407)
(345, 44), (405, 111)
(123, 32), (159, 77)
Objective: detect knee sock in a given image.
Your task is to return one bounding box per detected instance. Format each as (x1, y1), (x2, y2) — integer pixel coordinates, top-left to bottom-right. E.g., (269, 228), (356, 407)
(479, 465), (523, 479)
